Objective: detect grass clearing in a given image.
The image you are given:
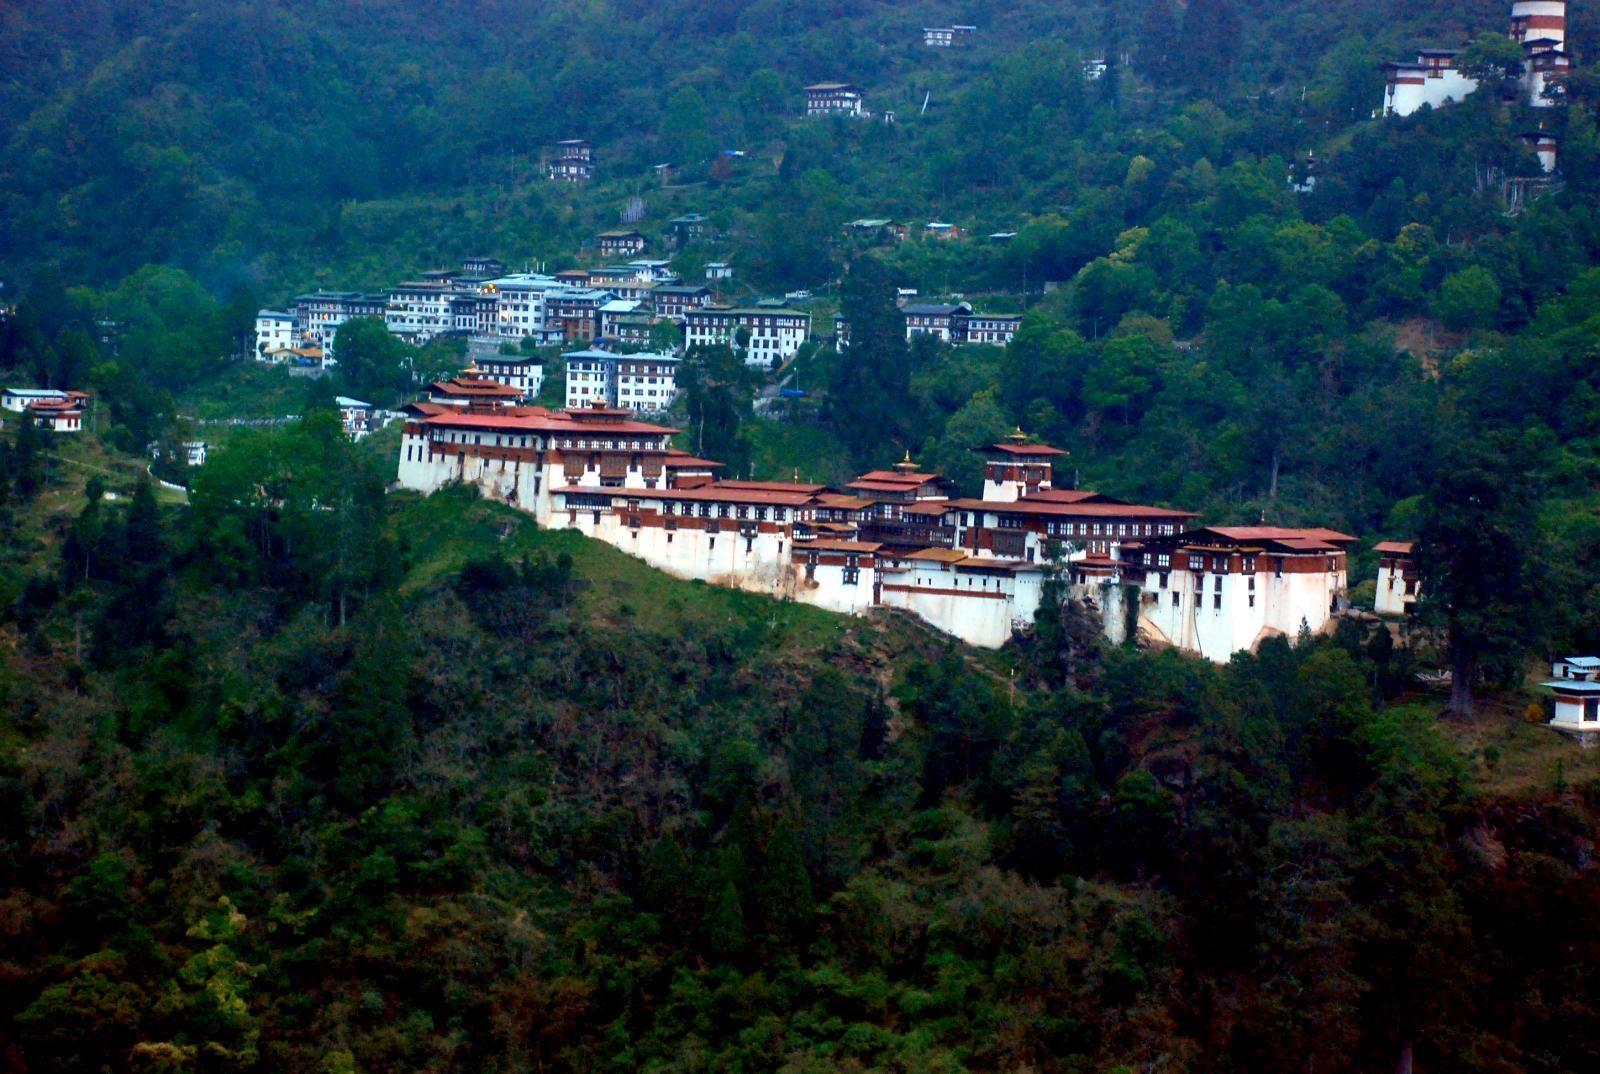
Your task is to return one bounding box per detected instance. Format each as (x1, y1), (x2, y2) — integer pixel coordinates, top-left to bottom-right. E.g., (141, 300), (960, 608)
(387, 486), (850, 653)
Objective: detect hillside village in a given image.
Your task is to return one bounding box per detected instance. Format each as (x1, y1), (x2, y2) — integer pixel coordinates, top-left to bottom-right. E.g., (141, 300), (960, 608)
(2, 0), (1592, 715)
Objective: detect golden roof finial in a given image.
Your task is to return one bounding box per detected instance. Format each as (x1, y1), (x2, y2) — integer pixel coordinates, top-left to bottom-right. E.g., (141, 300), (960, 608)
(894, 450), (918, 472)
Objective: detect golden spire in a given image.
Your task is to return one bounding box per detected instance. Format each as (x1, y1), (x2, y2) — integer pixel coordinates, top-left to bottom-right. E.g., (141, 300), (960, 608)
(894, 450), (918, 473)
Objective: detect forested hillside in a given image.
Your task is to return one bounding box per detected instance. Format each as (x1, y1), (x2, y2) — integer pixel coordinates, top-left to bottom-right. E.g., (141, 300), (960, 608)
(3, 415), (1600, 1073)
(0, 0), (1546, 290)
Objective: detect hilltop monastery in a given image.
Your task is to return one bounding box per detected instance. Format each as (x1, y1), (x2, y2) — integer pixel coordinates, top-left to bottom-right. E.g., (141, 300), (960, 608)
(396, 393), (1354, 660)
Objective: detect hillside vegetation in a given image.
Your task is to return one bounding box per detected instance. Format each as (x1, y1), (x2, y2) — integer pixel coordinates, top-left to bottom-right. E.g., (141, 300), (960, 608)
(3, 417), (1600, 1072)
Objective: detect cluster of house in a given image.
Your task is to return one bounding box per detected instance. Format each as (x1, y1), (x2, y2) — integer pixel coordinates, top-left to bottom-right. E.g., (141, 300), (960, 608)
(1380, 1), (1571, 173)
(1, 387), (91, 433)
(844, 218), (976, 244)
(835, 298), (1024, 350)
(254, 254), (807, 385)
(394, 391), (1370, 660)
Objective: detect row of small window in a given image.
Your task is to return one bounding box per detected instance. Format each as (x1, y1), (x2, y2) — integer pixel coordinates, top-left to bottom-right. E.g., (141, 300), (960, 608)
(1169, 592), (1256, 609)
(1041, 521), (1180, 537)
(663, 502), (788, 521)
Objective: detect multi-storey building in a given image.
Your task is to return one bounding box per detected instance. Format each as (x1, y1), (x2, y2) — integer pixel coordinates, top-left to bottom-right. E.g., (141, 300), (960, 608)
(397, 418), (1354, 657)
(1379, 49), (1478, 117)
(254, 310), (295, 359)
(484, 274), (564, 338)
(450, 293), (500, 336)
(903, 302), (972, 341)
(890, 303), (1023, 346)
(605, 313), (665, 348)
(586, 267), (656, 301)
(294, 292), (386, 357)
(563, 349), (679, 413)
(1374, 540), (1420, 616)
(1114, 527), (1355, 660)
(805, 82), (864, 117)
(462, 256), (506, 277)
(670, 214), (715, 246)
(964, 312), (1024, 345)
(546, 289), (614, 343)
(597, 230), (647, 258)
(651, 284), (713, 321)
(627, 259), (678, 283)
(549, 139), (594, 182)
(1512, 0), (1569, 104)
(598, 300), (647, 341)
(26, 396), (85, 433)
(923, 27), (975, 47)
(468, 353), (545, 400)
(684, 306), (809, 365)
(387, 281), (457, 343)
(427, 376), (524, 409)
(336, 396), (375, 441)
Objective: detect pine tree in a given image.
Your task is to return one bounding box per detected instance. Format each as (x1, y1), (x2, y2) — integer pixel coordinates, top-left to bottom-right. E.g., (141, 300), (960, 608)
(11, 413), (44, 498)
(124, 480), (164, 570)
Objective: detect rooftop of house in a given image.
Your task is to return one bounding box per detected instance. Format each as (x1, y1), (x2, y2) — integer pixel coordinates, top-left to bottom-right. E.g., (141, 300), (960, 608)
(663, 452), (724, 470)
(989, 432), (1068, 457)
(612, 483), (822, 506)
(689, 306), (805, 318)
(800, 539), (884, 553)
(1020, 490), (1117, 505)
(1202, 526), (1358, 546)
(429, 377), (521, 398)
(902, 302), (973, 316)
(946, 498), (1195, 519)
(1374, 540), (1416, 555)
(417, 404), (678, 437)
(1543, 680), (1600, 694)
(717, 479), (830, 495)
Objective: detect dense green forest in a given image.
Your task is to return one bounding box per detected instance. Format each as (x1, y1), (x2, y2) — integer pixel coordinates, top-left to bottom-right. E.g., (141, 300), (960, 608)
(5, 0), (1600, 1068)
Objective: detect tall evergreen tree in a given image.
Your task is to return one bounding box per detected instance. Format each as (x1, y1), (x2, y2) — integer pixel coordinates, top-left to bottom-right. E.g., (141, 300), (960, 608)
(1416, 426), (1550, 716)
(11, 413), (45, 498)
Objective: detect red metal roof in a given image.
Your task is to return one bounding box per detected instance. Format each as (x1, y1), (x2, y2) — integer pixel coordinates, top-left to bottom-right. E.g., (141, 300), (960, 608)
(799, 539), (882, 553)
(609, 484), (820, 506)
(421, 407), (678, 436)
(1019, 489), (1120, 505)
(1374, 540), (1416, 555)
(852, 470), (942, 485)
(716, 479), (829, 494)
(1204, 526), (1357, 545)
(990, 442), (1068, 457)
(943, 498), (1195, 519)
(662, 453), (724, 469)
